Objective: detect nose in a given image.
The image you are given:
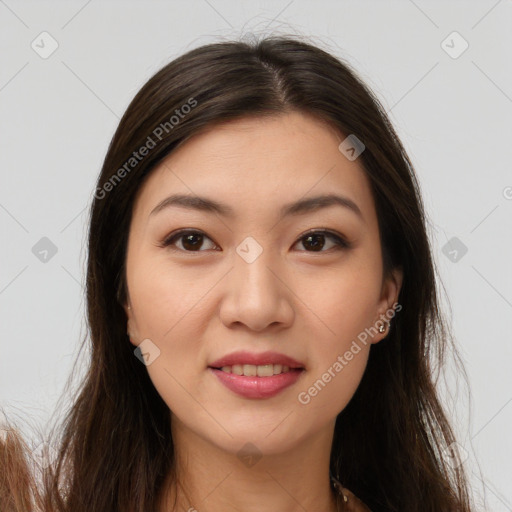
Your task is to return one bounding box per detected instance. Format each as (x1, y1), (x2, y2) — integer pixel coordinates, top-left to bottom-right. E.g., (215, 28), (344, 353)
(218, 247), (295, 333)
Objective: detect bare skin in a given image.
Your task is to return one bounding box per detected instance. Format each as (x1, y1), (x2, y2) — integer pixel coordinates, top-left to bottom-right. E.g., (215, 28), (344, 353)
(123, 111), (402, 512)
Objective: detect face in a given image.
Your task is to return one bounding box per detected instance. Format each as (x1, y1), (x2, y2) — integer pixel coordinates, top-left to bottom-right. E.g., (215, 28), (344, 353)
(123, 111), (402, 456)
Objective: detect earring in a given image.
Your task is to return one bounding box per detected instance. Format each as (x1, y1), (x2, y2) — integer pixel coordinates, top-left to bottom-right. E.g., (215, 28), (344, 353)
(330, 472), (349, 504)
(378, 321), (390, 333)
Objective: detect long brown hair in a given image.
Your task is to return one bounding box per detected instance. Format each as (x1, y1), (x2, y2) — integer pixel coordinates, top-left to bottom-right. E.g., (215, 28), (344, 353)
(1, 35), (478, 511)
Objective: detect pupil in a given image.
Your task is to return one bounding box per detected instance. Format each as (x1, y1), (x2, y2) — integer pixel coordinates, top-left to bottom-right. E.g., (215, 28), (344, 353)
(183, 233), (202, 250)
(304, 234), (324, 251)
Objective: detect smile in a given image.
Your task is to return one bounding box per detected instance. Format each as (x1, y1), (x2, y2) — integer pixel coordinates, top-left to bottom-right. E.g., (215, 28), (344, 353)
(208, 366), (305, 399)
(212, 363), (295, 377)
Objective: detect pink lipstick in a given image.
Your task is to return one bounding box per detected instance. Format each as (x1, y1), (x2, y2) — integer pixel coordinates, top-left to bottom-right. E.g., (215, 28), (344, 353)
(208, 350), (305, 399)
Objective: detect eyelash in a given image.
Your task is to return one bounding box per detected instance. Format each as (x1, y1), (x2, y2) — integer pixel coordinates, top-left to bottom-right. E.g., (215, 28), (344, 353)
(158, 228), (351, 254)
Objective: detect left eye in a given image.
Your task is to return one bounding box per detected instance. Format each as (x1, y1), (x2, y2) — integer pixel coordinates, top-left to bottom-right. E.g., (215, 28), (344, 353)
(159, 229), (349, 253)
(294, 230), (350, 252)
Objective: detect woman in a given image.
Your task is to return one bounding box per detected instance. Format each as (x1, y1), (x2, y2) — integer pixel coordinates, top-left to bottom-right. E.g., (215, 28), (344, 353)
(0, 35), (475, 511)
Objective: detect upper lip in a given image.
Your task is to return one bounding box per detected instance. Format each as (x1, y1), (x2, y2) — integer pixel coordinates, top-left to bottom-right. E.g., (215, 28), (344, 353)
(209, 351), (305, 369)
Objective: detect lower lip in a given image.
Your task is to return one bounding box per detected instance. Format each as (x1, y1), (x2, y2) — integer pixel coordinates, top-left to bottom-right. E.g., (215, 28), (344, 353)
(208, 367), (305, 399)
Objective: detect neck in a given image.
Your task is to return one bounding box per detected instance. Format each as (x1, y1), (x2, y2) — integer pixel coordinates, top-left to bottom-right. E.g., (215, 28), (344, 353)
(158, 415), (340, 512)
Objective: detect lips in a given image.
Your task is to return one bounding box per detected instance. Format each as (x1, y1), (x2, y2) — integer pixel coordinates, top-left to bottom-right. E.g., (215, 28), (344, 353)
(208, 350), (305, 370)
(209, 367), (304, 398)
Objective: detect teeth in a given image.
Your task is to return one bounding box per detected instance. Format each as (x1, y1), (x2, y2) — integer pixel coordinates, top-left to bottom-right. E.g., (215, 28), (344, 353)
(219, 364), (295, 376)
(232, 364), (244, 375)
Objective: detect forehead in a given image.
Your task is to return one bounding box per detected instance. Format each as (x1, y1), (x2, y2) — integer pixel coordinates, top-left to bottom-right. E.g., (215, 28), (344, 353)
(132, 112), (377, 226)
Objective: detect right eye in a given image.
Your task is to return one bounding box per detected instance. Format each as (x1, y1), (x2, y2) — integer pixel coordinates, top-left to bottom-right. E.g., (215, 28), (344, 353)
(159, 229), (218, 252)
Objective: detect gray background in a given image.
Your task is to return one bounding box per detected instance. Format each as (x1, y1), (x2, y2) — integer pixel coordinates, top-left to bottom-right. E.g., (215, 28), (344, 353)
(1, 1), (511, 510)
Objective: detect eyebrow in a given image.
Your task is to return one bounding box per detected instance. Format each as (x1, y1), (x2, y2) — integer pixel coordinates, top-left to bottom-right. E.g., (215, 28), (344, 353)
(149, 193), (364, 221)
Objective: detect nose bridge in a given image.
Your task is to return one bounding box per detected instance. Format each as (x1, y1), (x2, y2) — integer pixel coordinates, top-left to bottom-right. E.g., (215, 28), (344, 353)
(234, 235), (281, 304)
(220, 235), (293, 330)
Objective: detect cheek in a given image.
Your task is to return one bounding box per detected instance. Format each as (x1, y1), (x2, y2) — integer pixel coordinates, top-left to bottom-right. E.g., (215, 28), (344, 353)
(127, 259), (209, 380)
(294, 262), (378, 411)
(298, 306), (371, 409)
(297, 311), (371, 416)
(128, 259), (205, 339)
(298, 353), (369, 416)
(301, 259), (381, 348)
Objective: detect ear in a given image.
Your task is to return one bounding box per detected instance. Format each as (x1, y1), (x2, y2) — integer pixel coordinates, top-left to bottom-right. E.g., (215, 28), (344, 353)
(371, 266), (403, 344)
(123, 300), (139, 347)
